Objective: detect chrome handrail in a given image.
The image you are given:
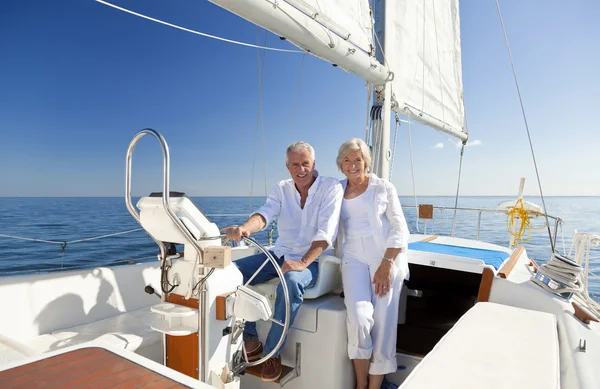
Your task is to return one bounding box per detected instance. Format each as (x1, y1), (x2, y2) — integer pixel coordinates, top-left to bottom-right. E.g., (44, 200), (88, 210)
(401, 205), (563, 246)
(125, 129), (212, 263)
(125, 129), (168, 260)
(407, 205), (561, 221)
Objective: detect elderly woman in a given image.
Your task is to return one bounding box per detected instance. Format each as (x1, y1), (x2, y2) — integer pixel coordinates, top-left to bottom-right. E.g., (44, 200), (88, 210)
(336, 138), (409, 389)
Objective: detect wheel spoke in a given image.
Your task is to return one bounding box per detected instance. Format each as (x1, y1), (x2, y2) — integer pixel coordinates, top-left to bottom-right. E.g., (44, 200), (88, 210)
(244, 257), (271, 287)
(241, 340), (249, 363)
(269, 317), (285, 327)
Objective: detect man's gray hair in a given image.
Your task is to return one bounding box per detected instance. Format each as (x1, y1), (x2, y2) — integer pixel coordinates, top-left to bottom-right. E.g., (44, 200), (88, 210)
(286, 141), (315, 163)
(336, 138), (372, 171)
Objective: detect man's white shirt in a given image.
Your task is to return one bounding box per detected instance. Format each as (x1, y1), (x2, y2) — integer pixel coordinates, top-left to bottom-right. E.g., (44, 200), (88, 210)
(254, 173), (343, 262)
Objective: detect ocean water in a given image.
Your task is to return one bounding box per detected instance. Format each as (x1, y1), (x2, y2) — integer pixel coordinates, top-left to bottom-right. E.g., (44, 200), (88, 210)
(0, 196), (598, 301)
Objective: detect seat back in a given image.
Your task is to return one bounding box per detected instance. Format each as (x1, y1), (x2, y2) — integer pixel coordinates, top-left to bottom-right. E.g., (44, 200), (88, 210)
(249, 255), (342, 304)
(304, 255), (342, 299)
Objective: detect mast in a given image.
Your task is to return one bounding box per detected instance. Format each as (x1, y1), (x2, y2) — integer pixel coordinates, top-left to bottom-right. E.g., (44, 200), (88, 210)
(372, 0), (392, 179)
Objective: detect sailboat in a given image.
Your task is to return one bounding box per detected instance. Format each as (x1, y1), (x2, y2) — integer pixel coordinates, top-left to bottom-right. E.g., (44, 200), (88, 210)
(1, 0), (599, 388)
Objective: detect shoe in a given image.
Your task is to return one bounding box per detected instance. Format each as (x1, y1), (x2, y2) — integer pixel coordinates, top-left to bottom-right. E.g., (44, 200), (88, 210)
(261, 355), (282, 382)
(244, 339), (263, 361)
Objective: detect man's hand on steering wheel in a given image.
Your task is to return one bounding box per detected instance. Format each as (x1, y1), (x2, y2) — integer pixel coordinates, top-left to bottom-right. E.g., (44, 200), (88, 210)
(226, 226), (250, 242)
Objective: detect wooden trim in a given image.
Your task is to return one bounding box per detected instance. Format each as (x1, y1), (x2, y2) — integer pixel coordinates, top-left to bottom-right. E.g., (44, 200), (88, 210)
(572, 302), (599, 325)
(420, 235), (438, 243)
(418, 204), (434, 219)
(216, 291), (235, 321)
(498, 246), (525, 279)
(167, 294), (199, 309)
(529, 258), (540, 273)
(477, 267), (495, 302)
(166, 294), (199, 379)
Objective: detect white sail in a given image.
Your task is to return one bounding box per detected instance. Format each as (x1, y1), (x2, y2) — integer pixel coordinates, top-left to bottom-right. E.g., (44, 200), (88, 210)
(291, 0), (374, 53)
(209, 0), (389, 85)
(386, 0), (467, 141)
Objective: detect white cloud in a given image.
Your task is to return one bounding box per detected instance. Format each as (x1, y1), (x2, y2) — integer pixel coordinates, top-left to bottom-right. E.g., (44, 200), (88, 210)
(433, 142), (444, 149)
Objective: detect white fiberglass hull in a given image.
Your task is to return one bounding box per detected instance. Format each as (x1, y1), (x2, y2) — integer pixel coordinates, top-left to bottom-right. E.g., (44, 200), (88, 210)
(0, 236), (598, 389)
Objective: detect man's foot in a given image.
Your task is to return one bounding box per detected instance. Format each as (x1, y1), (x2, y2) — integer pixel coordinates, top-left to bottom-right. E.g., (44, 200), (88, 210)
(261, 355), (282, 382)
(244, 339), (263, 361)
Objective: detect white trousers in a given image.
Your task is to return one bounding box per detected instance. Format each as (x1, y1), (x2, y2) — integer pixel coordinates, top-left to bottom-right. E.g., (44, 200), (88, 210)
(342, 235), (405, 375)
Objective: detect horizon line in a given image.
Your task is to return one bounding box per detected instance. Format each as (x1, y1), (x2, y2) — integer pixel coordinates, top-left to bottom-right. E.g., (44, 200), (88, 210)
(1, 195), (598, 198)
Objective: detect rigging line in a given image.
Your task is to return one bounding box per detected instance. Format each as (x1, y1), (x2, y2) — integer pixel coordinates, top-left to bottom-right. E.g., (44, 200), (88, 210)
(389, 113), (400, 180)
(449, 106), (469, 236)
(406, 111), (420, 232)
(373, 23), (389, 68)
(450, 143), (466, 237)
(249, 28), (267, 213)
(95, 0), (302, 53)
(494, 0), (554, 253)
(365, 83), (373, 141)
(370, 115), (378, 172)
(65, 228), (144, 244)
(283, 51), (307, 179)
(372, 113), (383, 175)
(0, 234), (63, 245)
(0, 228), (144, 246)
(432, 124), (462, 148)
(376, 114), (384, 175)
(260, 31), (269, 197)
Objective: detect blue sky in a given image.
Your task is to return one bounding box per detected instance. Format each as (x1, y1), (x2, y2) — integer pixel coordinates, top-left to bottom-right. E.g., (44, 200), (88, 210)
(0, 0), (598, 197)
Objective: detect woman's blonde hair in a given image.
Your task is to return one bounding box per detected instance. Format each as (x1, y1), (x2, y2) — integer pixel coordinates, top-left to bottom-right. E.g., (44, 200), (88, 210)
(336, 138), (371, 171)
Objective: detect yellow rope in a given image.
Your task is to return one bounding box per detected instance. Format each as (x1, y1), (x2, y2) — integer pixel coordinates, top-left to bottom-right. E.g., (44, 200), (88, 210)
(506, 198), (547, 245)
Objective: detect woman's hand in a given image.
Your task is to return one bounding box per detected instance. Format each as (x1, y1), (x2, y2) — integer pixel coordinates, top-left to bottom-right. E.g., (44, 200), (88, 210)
(372, 260), (393, 297)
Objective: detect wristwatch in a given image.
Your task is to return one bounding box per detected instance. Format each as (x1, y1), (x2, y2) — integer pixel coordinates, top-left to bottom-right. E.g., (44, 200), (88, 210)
(383, 257), (394, 263)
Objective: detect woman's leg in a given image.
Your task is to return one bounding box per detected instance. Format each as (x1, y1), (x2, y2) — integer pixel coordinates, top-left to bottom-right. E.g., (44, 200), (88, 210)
(353, 359), (370, 389)
(368, 252), (406, 378)
(342, 248), (375, 389)
(367, 374), (384, 389)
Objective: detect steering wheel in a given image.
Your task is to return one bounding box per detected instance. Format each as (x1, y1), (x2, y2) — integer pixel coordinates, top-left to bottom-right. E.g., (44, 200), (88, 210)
(230, 236), (290, 373)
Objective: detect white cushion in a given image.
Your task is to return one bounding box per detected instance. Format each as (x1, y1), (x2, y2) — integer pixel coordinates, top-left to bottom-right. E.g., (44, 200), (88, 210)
(400, 302), (559, 389)
(250, 255), (342, 302)
(304, 255), (342, 299)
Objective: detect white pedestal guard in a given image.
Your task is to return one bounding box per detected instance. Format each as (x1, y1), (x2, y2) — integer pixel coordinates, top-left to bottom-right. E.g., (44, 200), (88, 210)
(150, 303), (199, 336)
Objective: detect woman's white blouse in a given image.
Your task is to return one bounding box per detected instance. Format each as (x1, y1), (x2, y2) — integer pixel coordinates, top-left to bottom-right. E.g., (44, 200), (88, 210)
(340, 192), (371, 238)
(337, 174), (410, 280)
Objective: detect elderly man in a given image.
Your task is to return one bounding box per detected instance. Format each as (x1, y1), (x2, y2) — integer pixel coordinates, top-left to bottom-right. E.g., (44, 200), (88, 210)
(226, 141), (343, 382)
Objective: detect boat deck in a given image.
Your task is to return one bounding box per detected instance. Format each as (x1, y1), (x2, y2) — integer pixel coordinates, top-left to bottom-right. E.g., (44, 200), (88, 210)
(0, 347), (190, 388)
